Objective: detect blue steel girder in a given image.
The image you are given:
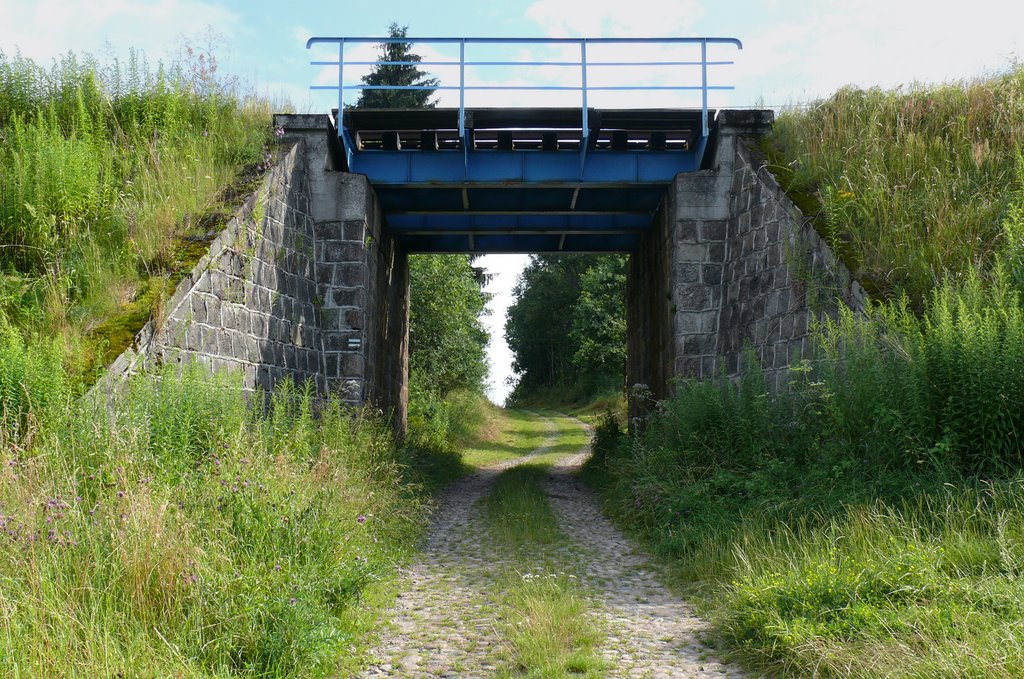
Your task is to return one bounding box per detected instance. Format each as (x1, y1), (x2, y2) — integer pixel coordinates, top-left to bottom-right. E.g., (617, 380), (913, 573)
(387, 213), (652, 232)
(374, 185), (668, 213)
(349, 148), (701, 184)
(396, 231), (643, 254)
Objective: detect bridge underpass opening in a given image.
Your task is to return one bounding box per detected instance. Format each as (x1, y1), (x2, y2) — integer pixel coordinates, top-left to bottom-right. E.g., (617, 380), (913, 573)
(336, 104), (714, 411)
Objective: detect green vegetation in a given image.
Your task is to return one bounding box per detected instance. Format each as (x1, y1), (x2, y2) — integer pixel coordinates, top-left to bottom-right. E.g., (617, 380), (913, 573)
(0, 340), (433, 676)
(483, 431), (606, 678)
(586, 70), (1024, 676)
(506, 255), (626, 404)
(409, 254), (490, 396)
(0, 48), (271, 379)
(765, 66), (1024, 304)
(0, 34), (497, 676)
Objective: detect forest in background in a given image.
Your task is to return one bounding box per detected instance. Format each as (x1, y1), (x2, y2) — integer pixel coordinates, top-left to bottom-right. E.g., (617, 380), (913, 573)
(505, 254), (626, 405)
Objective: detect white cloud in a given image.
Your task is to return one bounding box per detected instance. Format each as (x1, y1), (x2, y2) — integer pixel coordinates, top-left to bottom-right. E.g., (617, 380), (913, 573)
(525, 0), (705, 38)
(0, 0), (238, 62)
(733, 0), (1024, 106)
(516, 0), (1022, 108)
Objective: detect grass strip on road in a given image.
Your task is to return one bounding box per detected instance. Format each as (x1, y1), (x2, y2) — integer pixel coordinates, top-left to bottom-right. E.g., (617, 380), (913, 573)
(481, 414), (607, 678)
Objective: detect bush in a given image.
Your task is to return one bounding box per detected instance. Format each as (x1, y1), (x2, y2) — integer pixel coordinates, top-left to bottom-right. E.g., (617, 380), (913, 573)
(0, 315), (68, 440)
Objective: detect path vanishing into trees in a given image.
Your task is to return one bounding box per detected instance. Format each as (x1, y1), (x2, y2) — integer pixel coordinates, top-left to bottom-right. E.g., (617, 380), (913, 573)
(361, 411), (743, 678)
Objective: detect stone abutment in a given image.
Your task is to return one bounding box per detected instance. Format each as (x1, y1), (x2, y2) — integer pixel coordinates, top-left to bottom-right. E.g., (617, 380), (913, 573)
(627, 110), (867, 420)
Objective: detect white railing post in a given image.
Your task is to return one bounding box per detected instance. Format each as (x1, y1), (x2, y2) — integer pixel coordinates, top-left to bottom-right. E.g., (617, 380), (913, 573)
(700, 39), (709, 137)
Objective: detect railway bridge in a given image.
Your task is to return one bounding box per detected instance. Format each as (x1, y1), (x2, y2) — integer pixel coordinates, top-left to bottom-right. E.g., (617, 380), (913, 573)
(103, 37), (866, 429)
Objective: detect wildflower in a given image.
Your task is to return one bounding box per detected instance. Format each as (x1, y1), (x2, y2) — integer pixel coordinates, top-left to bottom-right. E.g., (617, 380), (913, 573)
(274, 126), (285, 138)
(356, 514), (366, 524)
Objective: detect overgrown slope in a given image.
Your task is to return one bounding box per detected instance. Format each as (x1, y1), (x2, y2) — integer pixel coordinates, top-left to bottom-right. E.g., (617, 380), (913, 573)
(0, 48), (272, 380)
(587, 67), (1024, 677)
(764, 66), (1024, 304)
(0, 46), (497, 676)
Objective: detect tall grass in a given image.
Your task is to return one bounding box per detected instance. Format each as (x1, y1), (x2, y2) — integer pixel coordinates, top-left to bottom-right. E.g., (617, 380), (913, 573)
(0, 48), (271, 373)
(767, 66), (1024, 304)
(585, 184), (1024, 675)
(0, 323), (430, 676)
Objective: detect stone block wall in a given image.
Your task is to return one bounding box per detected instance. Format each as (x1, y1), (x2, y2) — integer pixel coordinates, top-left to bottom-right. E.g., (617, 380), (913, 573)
(312, 174), (381, 404)
(95, 125), (411, 431)
(99, 142), (326, 395)
(628, 110), (867, 411)
(718, 140), (868, 391)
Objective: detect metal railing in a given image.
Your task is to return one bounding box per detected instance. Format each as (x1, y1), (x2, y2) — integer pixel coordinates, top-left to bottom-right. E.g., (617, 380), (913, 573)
(305, 36), (742, 144)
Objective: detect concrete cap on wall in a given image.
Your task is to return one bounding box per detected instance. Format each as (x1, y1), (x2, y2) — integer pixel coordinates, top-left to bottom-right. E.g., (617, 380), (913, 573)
(715, 109), (774, 136)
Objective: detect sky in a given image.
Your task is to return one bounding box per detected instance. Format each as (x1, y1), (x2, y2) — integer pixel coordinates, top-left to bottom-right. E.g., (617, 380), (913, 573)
(3, 0), (1023, 403)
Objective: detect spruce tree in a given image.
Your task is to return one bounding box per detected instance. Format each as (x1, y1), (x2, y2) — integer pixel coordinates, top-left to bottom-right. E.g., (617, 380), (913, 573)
(356, 23), (438, 109)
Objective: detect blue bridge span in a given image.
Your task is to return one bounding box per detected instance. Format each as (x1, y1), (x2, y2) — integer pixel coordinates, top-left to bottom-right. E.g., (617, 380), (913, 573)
(306, 36), (743, 253)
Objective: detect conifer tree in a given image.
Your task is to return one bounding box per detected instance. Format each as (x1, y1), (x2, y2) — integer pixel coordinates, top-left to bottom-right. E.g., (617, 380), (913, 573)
(356, 23), (438, 109)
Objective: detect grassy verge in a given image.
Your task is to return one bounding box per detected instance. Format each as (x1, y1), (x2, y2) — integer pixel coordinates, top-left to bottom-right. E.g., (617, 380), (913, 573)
(0, 355), (437, 676)
(402, 389), (510, 490)
(584, 266), (1024, 676)
(483, 460), (606, 678)
(460, 409), (552, 469)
